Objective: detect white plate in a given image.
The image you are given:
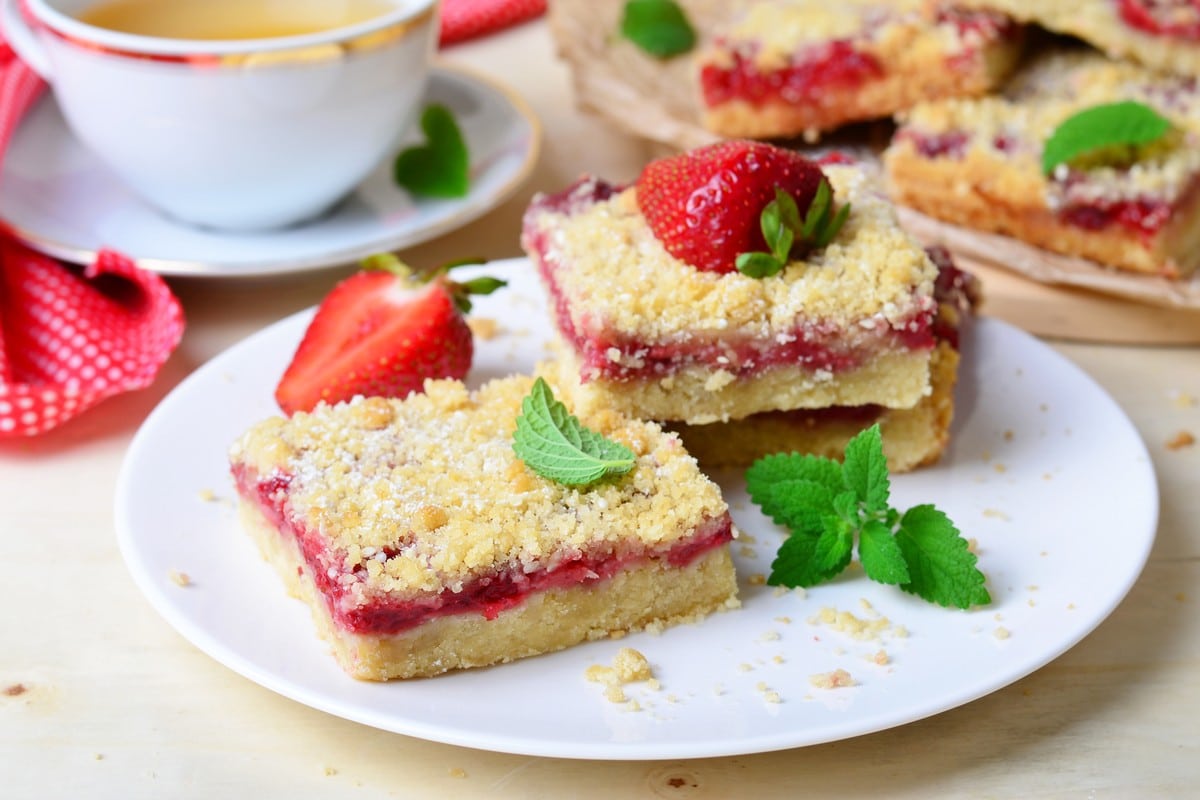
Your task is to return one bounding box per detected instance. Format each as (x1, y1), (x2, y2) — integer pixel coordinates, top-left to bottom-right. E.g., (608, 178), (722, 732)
(115, 259), (1157, 760)
(0, 66), (539, 277)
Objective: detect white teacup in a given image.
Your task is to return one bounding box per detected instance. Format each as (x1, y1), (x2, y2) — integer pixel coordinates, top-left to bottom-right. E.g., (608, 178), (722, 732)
(1, 0), (439, 231)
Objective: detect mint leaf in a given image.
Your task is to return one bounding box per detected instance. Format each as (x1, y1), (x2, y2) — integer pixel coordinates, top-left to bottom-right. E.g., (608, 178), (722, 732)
(735, 251), (784, 279)
(736, 179), (851, 278)
(620, 0), (696, 58)
(814, 515), (854, 576)
(746, 453), (844, 519)
(512, 378), (635, 486)
(1042, 101), (1172, 176)
(768, 526), (839, 587)
(394, 104), (469, 198)
(842, 424), (890, 513)
(747, 428), (988, 608)
(859, 519), (910, 585)
(764, 479), (836, 536)
(895, 505), (990, 609)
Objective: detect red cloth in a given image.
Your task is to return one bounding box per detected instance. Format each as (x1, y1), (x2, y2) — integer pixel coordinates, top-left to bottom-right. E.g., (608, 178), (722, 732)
(0, 40), (184, 438)
(439, 0), (546, 46)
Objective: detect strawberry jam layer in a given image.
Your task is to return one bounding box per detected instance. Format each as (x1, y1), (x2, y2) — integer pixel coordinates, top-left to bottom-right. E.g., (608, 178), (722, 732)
(701, 40), (883, 108)
(524, 177), (936, 383)
(233, 465), (734, 636)
(1118, 0), (1200, 40)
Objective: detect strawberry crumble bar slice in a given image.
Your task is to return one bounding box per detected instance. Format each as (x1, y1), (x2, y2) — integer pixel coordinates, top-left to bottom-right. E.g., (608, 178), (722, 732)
(698, 0), (1023, 140)
(884, 49), (1200, 278)
(521, 149), (942, 426)
(670, 247), (979, 470)
(228, 376), (738, 681)
(957, 0), (1200, 77)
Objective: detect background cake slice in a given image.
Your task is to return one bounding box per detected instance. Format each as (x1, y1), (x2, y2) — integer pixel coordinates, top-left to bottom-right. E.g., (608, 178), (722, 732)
(885, 48), (1200, 279)
(228, 376), (738, 681)
(698, 0), (1023, 140)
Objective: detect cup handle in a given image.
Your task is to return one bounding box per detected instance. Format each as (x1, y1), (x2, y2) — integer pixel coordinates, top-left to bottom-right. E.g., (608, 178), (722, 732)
(1, 0), (53, 79)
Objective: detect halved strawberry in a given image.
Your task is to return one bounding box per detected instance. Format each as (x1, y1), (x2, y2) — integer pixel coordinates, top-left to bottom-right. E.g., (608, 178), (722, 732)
(274, 257), (504, 416)
(635, 140), (829, 274)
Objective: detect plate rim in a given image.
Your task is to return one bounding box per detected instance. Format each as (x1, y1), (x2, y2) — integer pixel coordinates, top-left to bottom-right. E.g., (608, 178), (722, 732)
(113, 259), (1160, 759)
(0, 63), (542, 278)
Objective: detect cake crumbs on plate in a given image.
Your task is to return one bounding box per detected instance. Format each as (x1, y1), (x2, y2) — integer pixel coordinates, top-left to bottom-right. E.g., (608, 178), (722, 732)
(808, 604), (903, 642)
(809, 668), (857, 689)
(167, 569), (191, 588)
(448, 768), (468, 779)
(587, 647), (656, 707)
(1167, 389), (1196, 408)
(983, 508), (1009, 520)
(994, 626), (1011, 640)
(322, 766), (338, 777)
(870, 649), (890, 666)
(747, 573), (767, 586)
(1166, 430), (1195, 450)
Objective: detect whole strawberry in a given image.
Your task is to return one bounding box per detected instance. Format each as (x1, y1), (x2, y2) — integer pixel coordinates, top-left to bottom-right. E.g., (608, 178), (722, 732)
(275, 255), (504, 416)
(635, 140), (845, 274)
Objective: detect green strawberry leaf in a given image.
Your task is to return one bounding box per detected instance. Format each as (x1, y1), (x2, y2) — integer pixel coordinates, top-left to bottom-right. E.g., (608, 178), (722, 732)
(394, 104), (470, 198)
(512, 378), (636, 486)
(1042, 100), (1172, 176)
(620, 0), (696, 58)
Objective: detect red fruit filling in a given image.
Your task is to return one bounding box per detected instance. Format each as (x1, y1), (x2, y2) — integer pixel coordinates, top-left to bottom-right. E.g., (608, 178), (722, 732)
(701, 39), (884, 108)
(1118, 0), (1200, 40)
(523, 178), (936, 384)
(234, 465), (735, 636)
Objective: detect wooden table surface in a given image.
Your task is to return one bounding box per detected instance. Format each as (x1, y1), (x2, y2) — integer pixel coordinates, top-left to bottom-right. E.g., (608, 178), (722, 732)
(3, 20), (1198, 799)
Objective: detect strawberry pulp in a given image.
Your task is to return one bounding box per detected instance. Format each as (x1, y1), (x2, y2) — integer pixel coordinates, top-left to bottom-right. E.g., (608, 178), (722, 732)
(232, 464), (734, 636)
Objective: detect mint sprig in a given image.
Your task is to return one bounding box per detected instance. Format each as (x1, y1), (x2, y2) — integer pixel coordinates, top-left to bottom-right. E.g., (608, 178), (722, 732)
(735, 181), (851, 278)
(512, 378), (636, 486)
(620, 0), (696, 58)
(394, 104), (470, 198)
(1042, 100), (1172, 176)
(746, 425), (989, 609)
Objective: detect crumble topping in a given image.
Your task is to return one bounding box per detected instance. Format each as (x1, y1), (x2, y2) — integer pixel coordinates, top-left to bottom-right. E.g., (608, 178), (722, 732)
(229, 376), (728, 598)
(525, 164), (937, 338)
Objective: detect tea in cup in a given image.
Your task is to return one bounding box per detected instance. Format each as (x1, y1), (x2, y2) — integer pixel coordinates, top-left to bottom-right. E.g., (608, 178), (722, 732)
(1, 0), (439, 231)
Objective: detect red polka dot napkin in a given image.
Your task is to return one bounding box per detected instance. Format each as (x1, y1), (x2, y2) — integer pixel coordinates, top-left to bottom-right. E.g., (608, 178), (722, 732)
(0, 41), (184, 438)
(439, 0), (547, 46)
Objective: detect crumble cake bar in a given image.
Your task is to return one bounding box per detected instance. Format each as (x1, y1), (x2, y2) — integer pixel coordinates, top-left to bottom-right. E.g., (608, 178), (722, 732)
(698, 0), (1023, 140)
(521, 162), (941, 426)
(885, 49), (1200, 278)
(670, 247), (979, 470)
(228, 376), (738, 681)
(957, 0), (1200, 77)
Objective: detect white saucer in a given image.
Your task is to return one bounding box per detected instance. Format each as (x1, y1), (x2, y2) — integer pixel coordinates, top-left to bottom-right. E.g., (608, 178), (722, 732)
(0, 65), (540, 277)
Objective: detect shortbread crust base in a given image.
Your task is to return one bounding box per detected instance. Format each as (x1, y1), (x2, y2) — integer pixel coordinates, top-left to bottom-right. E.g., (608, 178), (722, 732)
(671, 341), (959, 470)
(549, 340), (933, 426)
(885, 146), (1200, 279)
(237, 501), (740, 681)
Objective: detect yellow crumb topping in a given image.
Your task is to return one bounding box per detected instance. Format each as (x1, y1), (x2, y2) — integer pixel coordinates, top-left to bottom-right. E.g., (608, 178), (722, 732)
(229, 376), (728, 598)
(529, 164), (937, 340)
